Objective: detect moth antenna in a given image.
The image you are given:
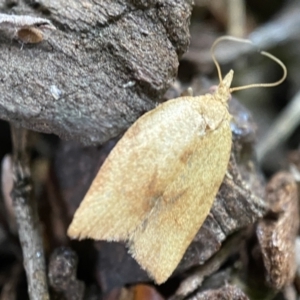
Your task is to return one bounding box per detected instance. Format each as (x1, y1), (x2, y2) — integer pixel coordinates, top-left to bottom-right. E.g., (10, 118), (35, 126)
(210, 35), (287, 93)
(230, 51), (287, 92)
(210, 36), (252, 84)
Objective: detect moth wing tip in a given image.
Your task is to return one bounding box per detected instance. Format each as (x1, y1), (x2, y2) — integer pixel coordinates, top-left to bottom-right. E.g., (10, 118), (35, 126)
(128, 243), (171, 285)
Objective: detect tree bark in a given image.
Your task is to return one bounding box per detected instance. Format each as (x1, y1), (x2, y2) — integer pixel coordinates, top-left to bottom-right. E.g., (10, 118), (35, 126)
(0, 0), (193, 145)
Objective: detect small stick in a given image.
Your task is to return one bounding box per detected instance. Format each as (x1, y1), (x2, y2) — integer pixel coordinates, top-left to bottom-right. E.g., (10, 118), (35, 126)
(10, 125), (49, 300)
(257, 90), (300, 162)
(227, 0), (246, 37)
(172, 231), (246, 299)
(0, 13), (55, 30)
(0, 13), (56, 46)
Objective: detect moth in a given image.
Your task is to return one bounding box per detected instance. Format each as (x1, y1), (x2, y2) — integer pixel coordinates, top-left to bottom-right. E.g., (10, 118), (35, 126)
(0, 13), (56, 45)
(68, 36), (287, 284)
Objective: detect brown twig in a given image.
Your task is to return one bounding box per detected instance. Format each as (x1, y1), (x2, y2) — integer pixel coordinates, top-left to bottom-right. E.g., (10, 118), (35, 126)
(257, 90), (300, 163)
(172, 232), (247, 299)
(10, 125), (49, 300)
(227, 0), (246, 37)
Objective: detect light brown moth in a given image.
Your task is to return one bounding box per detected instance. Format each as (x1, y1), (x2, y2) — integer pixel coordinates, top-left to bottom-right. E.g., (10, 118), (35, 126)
(68, 36), (287, 284)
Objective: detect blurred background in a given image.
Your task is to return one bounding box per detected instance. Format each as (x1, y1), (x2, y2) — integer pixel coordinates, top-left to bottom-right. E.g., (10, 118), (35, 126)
(0, 0), (300, 299)
(177, 0), (299, 175)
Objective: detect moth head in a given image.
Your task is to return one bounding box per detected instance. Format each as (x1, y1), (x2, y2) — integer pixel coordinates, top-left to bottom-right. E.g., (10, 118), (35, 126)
(214, 70), (233, 104)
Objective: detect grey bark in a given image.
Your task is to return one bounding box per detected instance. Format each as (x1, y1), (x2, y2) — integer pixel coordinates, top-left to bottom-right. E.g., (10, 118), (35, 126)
(0, 0), (193, 145)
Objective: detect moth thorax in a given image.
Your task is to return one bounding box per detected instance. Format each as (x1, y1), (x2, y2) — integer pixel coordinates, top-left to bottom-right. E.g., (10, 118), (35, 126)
(214, 85), (231, 104)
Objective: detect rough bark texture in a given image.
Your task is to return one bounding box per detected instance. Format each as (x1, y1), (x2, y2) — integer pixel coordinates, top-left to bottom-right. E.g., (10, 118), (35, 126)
(48, 247), (85, 300)
(186, 285), (250, 300)
(257, 172), (299, 290)
(173, 232), (246, 299)
(0, 0), (193, 145)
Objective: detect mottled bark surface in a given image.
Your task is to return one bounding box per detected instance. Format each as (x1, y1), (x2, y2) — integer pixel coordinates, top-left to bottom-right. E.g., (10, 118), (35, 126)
(186, 285), (250, 300)
(0, 0), (193, 145)
(48, 247), (85, 300)
(257, 172), (299, 290)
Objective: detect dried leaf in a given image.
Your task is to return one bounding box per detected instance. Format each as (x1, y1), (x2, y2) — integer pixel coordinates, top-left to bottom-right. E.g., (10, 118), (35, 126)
(129, 285), (164, 300)
(257, 172), (299, 290)
(107, 285), (164, 300)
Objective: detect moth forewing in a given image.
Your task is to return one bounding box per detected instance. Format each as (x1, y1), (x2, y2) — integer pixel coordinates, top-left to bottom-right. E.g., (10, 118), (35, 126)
(68, 97), (215, 240)
(130, 107), (232, 284)
(67, 73), (232, 284)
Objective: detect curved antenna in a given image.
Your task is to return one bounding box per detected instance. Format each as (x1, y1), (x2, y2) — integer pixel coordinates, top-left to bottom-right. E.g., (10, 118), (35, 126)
(230, 51), (287, 92)
(211, 36), (252, 84)
(210, 35), (287, 93)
